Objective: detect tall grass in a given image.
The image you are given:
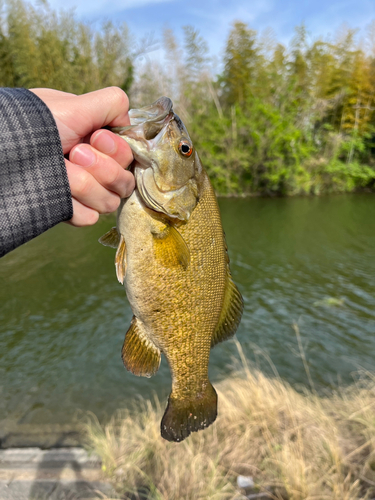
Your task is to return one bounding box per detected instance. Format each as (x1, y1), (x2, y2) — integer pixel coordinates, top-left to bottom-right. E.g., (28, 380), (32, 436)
(85, 341), (375, 500)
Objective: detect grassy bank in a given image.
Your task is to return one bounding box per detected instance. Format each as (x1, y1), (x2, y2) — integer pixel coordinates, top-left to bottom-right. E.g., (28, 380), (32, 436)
(86, 343), (375, 500)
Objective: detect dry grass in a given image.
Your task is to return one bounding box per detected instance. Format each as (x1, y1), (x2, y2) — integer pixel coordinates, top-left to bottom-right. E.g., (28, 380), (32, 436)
(85, 341), (375, 500)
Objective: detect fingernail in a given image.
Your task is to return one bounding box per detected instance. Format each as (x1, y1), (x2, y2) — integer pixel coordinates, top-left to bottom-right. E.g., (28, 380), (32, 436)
(92, 130), (116, 155)
(71, 145), (96, 167)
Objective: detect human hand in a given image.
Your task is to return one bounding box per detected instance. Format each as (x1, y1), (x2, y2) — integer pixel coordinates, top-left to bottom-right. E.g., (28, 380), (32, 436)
(30, 87), (135, 226)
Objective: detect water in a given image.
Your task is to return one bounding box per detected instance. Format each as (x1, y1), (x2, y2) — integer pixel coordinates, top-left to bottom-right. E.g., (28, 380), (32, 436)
(1, 194), (375, 431)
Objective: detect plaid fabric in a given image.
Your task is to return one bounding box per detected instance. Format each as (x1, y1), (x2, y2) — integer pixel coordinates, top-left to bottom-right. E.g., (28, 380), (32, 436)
(0, 88), (73, 257)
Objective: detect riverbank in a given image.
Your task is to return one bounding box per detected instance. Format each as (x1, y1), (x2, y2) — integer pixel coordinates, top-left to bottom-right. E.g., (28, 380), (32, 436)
(86, 343), (375, 500)
(215, 186), (375, 198)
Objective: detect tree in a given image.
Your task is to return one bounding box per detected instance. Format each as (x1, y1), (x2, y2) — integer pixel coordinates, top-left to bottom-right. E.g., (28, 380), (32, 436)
(222, 21), (258, 106)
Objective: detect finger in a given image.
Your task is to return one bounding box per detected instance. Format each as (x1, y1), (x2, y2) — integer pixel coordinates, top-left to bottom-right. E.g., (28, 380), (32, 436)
(90, 129), (133, 170)
(65, 159), (122, 214)
(69, 145), (135, 199)
(66, 199), (99, 227)
(74, 87), (130, 137)
(30, 88), (76, 99)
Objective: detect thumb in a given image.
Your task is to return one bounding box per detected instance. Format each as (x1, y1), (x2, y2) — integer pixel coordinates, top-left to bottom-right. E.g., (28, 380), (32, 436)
(74, 87), (131, 132)
(40, 87), (132, 154)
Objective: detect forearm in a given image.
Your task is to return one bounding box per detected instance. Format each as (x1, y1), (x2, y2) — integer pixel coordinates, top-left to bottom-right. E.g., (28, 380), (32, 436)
(0, 88), (73, 257)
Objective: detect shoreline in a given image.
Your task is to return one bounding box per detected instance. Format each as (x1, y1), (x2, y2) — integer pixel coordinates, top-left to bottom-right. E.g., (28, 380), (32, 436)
(215, 186), (375, 198)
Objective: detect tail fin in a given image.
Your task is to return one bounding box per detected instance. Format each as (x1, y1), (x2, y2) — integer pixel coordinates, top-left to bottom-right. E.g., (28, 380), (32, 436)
(161, 382), (217, 442)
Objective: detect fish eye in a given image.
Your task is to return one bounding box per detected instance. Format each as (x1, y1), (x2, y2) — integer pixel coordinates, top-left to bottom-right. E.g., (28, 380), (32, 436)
(179, 141), (193, 157)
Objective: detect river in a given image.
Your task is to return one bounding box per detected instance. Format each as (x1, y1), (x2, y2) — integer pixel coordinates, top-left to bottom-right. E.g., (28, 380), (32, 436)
(1, 194), (375, 436)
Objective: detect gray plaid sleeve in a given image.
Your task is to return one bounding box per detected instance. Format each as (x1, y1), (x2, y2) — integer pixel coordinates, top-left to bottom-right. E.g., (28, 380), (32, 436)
(0, 88), (73, 257)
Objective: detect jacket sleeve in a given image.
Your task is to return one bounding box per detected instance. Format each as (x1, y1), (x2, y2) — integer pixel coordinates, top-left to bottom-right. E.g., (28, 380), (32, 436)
(0, 88), (73, 258)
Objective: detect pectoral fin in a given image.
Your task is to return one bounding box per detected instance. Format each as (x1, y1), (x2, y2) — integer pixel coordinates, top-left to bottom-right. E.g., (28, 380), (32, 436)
(122, 316), (161, 378)
(152, 225), (190, 270)
(115, 235), (127, 284)
(211, 267), (244, 348)
(99, 227), (120, 248)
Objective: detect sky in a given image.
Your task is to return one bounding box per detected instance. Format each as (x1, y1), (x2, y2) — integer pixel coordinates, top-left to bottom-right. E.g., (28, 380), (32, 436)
(30, 0), (375, 58)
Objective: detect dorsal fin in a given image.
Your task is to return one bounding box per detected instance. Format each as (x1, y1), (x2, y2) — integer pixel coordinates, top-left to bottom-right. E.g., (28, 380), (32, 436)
(211, 271), (243, 347)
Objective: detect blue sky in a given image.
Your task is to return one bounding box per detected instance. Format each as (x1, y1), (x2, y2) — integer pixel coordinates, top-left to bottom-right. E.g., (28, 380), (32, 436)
(32, 0), (375, 57)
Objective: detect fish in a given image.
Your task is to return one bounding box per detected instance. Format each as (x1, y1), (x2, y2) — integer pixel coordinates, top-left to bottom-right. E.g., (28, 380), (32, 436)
(99, 97), (243, 442)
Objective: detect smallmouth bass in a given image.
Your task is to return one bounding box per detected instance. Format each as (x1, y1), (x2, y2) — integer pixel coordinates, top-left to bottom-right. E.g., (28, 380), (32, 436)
(100, 97), (243, 442)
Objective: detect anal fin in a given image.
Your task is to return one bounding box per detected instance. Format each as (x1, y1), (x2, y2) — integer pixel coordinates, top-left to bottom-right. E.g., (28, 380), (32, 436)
(211, 268), (244, 348)
(122, 316), (161, 378)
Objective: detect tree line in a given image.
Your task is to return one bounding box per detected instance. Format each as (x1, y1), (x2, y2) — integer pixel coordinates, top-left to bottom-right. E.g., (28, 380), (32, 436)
(1, 0), (375, 195)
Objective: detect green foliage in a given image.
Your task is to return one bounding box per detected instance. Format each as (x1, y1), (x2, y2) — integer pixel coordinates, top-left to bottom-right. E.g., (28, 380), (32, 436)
(0, 0), (374, 196)
(189, 97), (313, 195)
(178, 21), (375, 195)
(222, 21), (259, 106)
(0, 0), (133, 92)
(305, 159), (375, 195)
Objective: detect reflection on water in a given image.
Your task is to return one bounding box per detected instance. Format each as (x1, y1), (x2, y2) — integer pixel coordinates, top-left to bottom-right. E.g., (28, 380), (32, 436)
(1, 195), (375, 430)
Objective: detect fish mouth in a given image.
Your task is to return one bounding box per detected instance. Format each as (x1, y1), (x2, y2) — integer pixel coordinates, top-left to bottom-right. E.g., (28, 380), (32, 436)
(129, 96), (173, 126)
(112, 97), (174, 141)
(113, 96), (198, 221)
(143, 111), (174, 141)
(112, 97), (175, 162)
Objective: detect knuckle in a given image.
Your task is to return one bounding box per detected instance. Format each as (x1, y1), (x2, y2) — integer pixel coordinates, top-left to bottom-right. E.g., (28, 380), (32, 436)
(109, 86), (129, 112)
(105, 165), (121, 190)
(87, 211), (100, 225)
(74, 170), (92, 198)
(103, 195), (120, 214)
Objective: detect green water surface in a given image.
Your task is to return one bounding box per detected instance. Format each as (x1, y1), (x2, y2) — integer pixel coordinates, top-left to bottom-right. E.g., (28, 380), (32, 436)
(1, 194), (375, 428)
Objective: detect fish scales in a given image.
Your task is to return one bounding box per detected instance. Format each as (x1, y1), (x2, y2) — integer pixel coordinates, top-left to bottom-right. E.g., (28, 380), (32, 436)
(119, 173), (226, 395)
(100, 96), (243, 442)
